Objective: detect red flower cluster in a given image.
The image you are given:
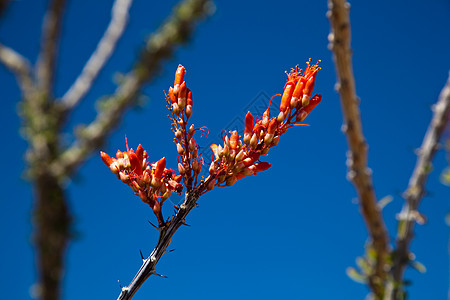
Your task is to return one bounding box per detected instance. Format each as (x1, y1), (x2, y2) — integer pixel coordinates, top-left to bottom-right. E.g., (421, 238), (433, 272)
(167, 65), (206, 192)
(100, 138), (183, 226)
(204, 59), (322, 190)
(101, 60), (322, 225)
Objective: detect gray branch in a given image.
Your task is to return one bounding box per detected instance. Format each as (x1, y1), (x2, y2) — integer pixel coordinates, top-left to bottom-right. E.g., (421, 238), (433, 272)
(327, 0), (389, 296)
(385, 72), (450, 299)
(50, 0), (214, 179)
(61, 0), (133, 110)
(36, 0), (67, 95)
(0, 43), (34, 97)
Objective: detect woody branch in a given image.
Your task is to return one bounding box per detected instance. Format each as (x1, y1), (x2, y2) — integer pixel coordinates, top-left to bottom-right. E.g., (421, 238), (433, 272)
(327, 0), (389, 296)
(385, 73), (450, 299)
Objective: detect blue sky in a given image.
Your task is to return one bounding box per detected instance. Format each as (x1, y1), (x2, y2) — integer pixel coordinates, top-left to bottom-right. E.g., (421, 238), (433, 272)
(0, 1), (449, 299)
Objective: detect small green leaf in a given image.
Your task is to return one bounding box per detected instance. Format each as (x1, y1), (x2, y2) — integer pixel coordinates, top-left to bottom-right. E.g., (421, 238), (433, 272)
(356, 257), (371, 275)
(378, 195), (393, 210)
(410, 260), (426, 273)
(346, 267), (366, 283)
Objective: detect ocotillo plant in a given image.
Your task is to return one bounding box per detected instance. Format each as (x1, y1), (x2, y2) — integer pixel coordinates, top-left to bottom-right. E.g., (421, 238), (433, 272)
(101, 60), (322, 299)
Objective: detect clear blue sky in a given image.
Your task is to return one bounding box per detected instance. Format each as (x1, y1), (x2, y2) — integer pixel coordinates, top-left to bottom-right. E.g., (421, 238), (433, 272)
(0, 1), (449, 299)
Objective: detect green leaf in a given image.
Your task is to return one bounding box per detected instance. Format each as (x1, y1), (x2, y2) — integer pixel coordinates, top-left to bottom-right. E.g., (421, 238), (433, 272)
(346, 267), (366, 283)
(378, 195), (393, 210)
(410, 260), (426, 273)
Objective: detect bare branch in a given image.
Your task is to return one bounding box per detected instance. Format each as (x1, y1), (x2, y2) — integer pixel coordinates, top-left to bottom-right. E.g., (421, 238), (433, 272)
(36, 0), (67, 95)
(0, 43), (34, 97)
(327, 0), (389, 296)
(386, 72), (450, 299)
(117, 188), (202, 300)
(61, 0), (133, 110)
(50, 0), (214, 179)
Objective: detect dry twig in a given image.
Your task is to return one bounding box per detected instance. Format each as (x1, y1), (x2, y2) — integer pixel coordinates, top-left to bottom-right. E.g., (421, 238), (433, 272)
(327, 0), (389, 296)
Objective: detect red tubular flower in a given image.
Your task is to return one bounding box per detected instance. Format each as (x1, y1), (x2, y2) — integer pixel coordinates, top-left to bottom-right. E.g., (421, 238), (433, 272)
(244, 111), (254, 145)
(249, 162), (271, 174)
(186, 90), (193, 118)
(230, 131), (239, 150)
(136, 144), (144, 162)
(302, 94), (322, 115)
(178, 82), (187, 109)
(154, 157), (166, 179)
(100, 151), (113, 166)
(173, 64), (186, 94)
(291, 77), (306, 107)
(168, 87), (177, 104)
(280, 82), (294, 112)
(129, 152), (143, 175)
(267, 118), (277, 135)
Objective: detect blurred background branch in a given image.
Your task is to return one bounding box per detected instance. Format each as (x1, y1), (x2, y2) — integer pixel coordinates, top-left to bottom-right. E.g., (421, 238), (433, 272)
(385, 73), (450, 299)
(327, 0), (389, 297)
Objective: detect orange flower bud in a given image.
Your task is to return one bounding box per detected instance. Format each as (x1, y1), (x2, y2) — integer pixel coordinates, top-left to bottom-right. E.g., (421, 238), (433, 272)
(226, 175), (237, 186)
(264, 133), (274, 145)
(192, 159), (201, 174)
(178, 163), (185, 176)
(188, 138), (196, 151)
(175, 129), (182, 139)
(250, 133), (258, 149)
(176, 142), (184, 155)
(168, 87), (177, 104)
(230, 131), (239, 150)
(280, 82), (294, 112)
(244, 111), (253, 135)
(302, 94), (322, 116)
(100, 151), (113, 166)
(129, 152), (143, 175)
(249, 162), (271, 174)
(172, 103), (180, 115)
(209, 162), (216, 175)
(116, 150), (124, 159)
(178, 82), (187, 109)
(187, 90), (193, 106)
(136, 144), (144, 162)
(267, 118), (277, 135)
(174, 64), (186, 94)
(210, 144), (219, 160)
(277, 111), (285, 123)
(206, 178), (215, 190)
(292, 77), (306, 101)
(154, 157), (166, 179)
(235, 149), (245, 162)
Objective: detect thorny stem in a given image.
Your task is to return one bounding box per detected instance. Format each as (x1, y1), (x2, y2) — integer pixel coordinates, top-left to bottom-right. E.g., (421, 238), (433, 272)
(327, 0), (389, 297)
(117, 185), (204, 300)
(384, 73), (450, 299)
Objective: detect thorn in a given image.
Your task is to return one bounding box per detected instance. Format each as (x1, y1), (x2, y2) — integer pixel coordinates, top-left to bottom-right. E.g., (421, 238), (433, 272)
(181, 220), (191, 227)
(139, 250), (145, 261)
(174, 205), (180, 210)
(148, 220), (159, 230)
(154, 273), (168, 278)
(166, 249), (176, 253)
